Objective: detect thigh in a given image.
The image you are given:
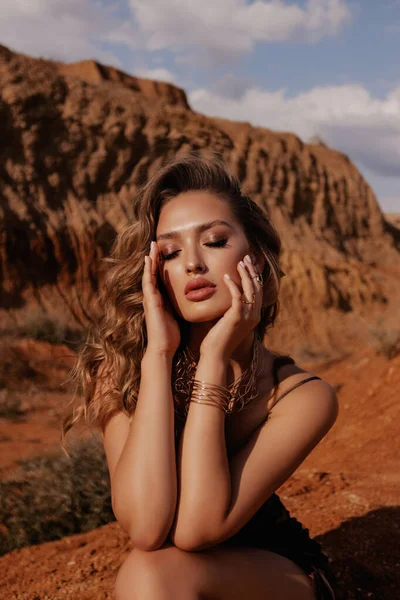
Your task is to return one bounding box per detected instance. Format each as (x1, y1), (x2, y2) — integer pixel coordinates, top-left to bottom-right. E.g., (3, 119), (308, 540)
(115, 541), (316, 600)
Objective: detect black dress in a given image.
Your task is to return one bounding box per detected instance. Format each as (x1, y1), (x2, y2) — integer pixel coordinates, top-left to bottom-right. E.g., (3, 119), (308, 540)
(174, 354), (338, 599)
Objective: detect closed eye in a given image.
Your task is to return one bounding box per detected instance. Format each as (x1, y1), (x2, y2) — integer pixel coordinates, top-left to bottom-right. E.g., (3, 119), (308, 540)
(160, 239), (229, 261)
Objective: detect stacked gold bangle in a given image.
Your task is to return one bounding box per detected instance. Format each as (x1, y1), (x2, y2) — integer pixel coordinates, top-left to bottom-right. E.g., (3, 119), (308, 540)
(190, 379), (230, 413)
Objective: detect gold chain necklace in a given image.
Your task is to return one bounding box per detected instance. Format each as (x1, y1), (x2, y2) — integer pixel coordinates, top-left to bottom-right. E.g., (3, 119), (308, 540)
(172, 337), (264, 419)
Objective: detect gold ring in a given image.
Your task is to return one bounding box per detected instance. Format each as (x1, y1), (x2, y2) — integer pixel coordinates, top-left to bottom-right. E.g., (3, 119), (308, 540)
(251, 273), (263, 286)
(241, 293), (256, 305)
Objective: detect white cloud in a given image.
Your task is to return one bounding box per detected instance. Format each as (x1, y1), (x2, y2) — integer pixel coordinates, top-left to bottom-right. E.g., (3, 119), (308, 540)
(189, 82), (400, 179)
(378, 196), (400, 212)
(133, 67), (177, 85)
(129, 0), (352, 64)
(0, 0), (125, 65)
(211, 73), (257, 100)
(0, 0), (351, 68)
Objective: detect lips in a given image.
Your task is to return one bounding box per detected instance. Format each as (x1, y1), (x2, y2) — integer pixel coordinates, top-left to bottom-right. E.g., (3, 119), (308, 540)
(184, 277), (216, 295)
(185, 286), (217, 302)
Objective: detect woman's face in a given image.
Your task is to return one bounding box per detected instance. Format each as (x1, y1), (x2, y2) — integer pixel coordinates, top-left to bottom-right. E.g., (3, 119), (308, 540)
(156, 191), (260, 322)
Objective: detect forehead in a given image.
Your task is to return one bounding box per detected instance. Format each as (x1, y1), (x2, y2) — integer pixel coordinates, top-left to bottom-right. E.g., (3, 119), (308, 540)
(157, 191), (236, 233)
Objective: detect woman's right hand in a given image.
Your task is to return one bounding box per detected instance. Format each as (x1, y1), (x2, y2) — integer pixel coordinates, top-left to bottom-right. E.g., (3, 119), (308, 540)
(142, 240), (181, 357)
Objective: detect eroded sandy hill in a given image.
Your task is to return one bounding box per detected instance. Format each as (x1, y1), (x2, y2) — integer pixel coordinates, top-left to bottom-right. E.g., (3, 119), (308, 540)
(0, 43), (399, 357)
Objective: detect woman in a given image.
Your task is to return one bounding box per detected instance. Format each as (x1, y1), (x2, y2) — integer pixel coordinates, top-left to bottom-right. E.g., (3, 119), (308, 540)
(62, 150), (339, 599)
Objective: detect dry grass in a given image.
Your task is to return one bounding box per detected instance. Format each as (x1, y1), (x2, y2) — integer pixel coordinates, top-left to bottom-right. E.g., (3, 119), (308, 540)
(21, 312), (84, 348)
(0, 435), (114, 556)
(1, 309), (84, 349)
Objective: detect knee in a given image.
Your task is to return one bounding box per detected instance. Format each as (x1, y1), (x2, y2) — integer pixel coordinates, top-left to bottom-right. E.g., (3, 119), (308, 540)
(114, 544), (177, 600)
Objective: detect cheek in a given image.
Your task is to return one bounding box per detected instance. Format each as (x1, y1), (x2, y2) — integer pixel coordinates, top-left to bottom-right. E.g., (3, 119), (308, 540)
(159, 265), (179, 296)
(225, 249), (247, 272)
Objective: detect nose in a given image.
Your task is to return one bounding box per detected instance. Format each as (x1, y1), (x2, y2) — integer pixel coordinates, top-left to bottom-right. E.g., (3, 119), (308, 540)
(185, 247), (206, 274)
(186, 259), (206, 274)
(173, 238), (207, 274)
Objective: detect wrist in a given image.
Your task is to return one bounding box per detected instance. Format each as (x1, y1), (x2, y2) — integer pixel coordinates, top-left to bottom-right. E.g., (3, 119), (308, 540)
(142, 347), (175, 367)
(196, 353), (229, 385)
(199, 349), (229, 366)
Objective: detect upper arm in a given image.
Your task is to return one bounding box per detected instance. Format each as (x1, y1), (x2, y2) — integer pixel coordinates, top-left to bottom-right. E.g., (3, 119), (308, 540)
(92, 363), (132, 509)
(102, 411), (132, 508)
(195, 376), (339, 549)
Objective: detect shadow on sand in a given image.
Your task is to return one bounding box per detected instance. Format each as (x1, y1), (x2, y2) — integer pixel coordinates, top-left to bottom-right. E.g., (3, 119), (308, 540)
(317, 506), (399, 599)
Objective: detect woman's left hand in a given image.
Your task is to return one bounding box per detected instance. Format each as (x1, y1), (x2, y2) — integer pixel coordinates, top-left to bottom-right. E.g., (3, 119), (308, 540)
(199, 255), (263, 361)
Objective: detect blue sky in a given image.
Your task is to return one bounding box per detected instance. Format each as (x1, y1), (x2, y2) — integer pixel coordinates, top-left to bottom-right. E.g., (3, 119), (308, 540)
(1, 0), (400, 213)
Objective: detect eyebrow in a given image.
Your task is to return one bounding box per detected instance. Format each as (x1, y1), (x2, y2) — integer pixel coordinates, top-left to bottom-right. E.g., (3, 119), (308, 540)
(156, 219), (235, 241)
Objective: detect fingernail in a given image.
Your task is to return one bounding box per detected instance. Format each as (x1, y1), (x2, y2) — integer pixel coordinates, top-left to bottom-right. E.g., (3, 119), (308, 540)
(224, 273), (230, 280)
(150, 241), (155, 251)
(245, 255), (252, 264)
(239, 260), (245, 268)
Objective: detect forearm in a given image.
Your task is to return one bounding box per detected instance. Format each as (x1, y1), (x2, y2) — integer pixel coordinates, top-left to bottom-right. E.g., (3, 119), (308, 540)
(112, 350), (177, 550)
(171, 353), (231, 548)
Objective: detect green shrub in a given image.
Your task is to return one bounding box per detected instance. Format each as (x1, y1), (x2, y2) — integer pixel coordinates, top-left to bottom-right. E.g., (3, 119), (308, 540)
(17, 308), (84, 349)
(0, 435), (114, 556)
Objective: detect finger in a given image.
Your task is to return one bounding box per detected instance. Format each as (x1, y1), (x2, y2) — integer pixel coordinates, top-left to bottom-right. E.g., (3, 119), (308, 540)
(244, 255), (262, 292)
(149, 241), (158, 278)
(237, 259), (255, 304)
(224, 273), (243, 308)
(142, 255), (154, 290)
(143, 251), (159, 299)
(243, 256), (263, 310)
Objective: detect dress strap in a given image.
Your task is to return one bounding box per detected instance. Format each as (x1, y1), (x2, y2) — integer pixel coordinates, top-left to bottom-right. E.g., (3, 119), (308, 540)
(269, 376), (322, 411)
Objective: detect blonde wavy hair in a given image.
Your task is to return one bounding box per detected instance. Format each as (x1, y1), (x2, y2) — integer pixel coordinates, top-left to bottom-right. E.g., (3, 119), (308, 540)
(61, 150), (285, 455)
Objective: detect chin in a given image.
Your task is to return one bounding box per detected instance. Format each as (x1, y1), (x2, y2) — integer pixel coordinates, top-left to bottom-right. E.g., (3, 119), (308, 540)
(180, 301), (227, 323)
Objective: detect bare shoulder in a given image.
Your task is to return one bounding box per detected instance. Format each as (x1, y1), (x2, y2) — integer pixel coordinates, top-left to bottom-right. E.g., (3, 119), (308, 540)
(268, 375), (338, 435)
(262, 349), (338, 427)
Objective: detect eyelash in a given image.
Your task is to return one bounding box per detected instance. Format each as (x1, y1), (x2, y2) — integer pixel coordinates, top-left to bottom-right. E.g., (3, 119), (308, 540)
(160, 239), (229, 261)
